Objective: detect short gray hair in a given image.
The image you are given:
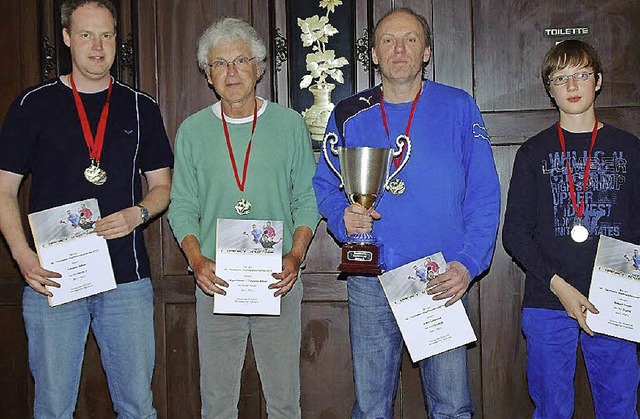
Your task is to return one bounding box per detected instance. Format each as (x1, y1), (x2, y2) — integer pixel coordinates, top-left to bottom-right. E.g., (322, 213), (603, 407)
(197, 18), (267, 72)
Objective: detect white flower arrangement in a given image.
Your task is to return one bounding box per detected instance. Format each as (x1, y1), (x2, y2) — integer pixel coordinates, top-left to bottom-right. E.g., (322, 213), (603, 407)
(297, 0), (349, 89)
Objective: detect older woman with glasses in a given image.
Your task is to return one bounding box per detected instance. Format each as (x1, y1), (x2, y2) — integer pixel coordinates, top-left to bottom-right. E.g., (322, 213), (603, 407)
(168, 17), (320, 418)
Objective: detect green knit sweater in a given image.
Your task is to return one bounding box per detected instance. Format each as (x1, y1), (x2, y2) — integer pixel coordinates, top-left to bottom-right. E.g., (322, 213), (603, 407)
(168, 100), (320, 260)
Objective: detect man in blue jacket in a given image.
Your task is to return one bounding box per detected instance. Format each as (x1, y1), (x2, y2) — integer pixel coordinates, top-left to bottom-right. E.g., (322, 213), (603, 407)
(313, 7), (500, 418)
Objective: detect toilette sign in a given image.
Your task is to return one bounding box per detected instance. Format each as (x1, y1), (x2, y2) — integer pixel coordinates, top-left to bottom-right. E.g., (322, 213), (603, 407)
(543, 27), (590, 37)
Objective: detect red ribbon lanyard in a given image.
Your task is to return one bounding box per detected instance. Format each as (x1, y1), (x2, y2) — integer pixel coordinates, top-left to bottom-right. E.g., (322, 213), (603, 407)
(379, 87), (421, 168)
(70, 74), (113, 163)
(557, 120), (598, 219)
(221, 100), (258, 192)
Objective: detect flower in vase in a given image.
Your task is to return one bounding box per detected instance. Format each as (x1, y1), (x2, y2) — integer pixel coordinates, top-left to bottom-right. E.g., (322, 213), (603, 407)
(319, 0), (343, 13)
(297, 0), (348, 90)
(298, 15), (335, 47)
(301, 50), (348, 89)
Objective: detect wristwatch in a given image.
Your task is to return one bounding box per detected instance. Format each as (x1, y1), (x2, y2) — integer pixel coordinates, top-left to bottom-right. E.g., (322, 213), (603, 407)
(136, 204), (150, 224)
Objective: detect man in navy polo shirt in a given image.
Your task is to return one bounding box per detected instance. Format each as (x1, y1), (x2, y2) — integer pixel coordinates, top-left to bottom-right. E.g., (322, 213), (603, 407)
(0, 1), (173, 417)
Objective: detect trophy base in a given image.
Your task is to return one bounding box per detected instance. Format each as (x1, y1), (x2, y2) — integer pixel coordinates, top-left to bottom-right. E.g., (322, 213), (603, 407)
(338, 243), (382, 275)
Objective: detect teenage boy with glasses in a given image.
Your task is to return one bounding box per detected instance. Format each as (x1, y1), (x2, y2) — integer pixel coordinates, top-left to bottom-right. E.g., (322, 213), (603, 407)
(503, 39), (640, 418)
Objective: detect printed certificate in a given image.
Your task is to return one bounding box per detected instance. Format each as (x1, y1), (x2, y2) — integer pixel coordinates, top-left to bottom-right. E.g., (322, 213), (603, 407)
(28, 199), (116, 307)
(587, 235), (640, 342)
(214, 218), (283, 315)
(379, 252), (476, 362)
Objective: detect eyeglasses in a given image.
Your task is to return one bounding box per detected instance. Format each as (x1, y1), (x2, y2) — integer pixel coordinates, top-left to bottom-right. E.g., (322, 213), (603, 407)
(548, 71), (594, 86)
(208, 56), (256, 72)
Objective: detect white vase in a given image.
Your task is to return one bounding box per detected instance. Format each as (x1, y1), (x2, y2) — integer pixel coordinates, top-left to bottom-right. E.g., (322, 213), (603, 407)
(302, 83), (335, 142)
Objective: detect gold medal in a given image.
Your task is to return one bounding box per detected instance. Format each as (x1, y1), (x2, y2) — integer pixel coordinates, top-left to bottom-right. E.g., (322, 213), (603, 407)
(84, 161), (107, 185)
(387, 178), (405, 195)
(235, 199), (252, 216)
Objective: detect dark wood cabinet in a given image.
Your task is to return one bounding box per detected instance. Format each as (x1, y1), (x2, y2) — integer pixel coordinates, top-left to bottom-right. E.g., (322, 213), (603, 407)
(0, 0), (638, 417)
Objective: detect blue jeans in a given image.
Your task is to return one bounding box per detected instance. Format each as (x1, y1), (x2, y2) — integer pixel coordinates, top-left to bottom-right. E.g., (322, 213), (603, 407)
(522, 308), (639, 419)
(23, 278), (157, 419)
(348, 276), (473, 419)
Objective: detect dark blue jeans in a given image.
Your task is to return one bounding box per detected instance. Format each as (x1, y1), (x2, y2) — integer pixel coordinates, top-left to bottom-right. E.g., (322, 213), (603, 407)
(347, 275), (473, 419)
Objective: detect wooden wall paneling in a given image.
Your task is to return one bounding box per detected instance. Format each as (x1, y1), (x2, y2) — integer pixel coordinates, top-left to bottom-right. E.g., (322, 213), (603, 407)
(164, 294), (200, 418)
(116, 0), (135, 86)
(251, 0), (272, 101)
(0, 0), (41, 417)
(39, 0), (57, 81)
(136, 0), (159, 97)
(431, 0), (472, 93)
(354, 0), (372, 92)
(0, 0), (20, 120)
(480, 145), (532, 418)
(466, 283), (483, 419)
(272, 0), (289, 106)
(300, 300), (354, 418)
(593, 0), (640, 108)
(484, 108), (640, 147)
(368, 0), (389, 87)
(473, 0), (640, 113)
(0, 306), (30, 419)
(305, 221), (342, 272)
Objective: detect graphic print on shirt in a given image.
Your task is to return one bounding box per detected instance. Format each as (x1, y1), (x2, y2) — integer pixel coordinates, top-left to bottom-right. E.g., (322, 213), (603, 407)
(542, 150), (626, 238)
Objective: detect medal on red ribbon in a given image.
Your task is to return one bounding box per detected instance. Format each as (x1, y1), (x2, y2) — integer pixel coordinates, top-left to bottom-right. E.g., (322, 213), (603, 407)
(557, 120), (598, 243)
(379, 87), (421, 195)
(221, 100), (258, 215)
(70, 74), (113, 186)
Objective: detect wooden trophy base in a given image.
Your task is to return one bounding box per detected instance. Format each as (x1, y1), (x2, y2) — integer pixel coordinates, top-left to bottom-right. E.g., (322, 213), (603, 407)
(338, 243), (382, 275)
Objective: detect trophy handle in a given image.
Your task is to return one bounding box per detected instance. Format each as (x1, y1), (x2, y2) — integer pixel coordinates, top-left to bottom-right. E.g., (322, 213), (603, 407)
(385, 134), (411, 190)
(322, 132), (344, 190)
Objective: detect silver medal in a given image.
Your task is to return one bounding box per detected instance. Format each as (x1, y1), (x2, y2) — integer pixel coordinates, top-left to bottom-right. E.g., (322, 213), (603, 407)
(234, 199), (252, 216)
(570, 223), (589, 243)
(84, 163), (107, 185)
(387, 178), (405, 195)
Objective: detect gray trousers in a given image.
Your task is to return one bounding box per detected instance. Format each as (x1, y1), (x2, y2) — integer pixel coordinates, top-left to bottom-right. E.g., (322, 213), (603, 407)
(195, 279), (303, 419)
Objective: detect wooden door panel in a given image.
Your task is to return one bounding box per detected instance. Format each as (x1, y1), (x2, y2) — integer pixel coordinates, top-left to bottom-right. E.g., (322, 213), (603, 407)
(305, 221), (342, 273)
(0, 306), (31, 419)
(300, 301), (353, 418)
(480, 145), (533, 418)
(165, 300), (200, 418)
(473, 0), (640, 112)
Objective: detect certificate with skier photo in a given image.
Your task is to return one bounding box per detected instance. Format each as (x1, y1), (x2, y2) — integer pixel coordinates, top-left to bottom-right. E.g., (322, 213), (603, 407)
(28, 198), (116, 306)
(587, 235), (640, 342)
(214, 218), (283, 315)
(379, 252), (476, 362)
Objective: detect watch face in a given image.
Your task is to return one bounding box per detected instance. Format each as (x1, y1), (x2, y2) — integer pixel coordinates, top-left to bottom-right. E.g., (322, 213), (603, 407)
(139, 205), (150, 223)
